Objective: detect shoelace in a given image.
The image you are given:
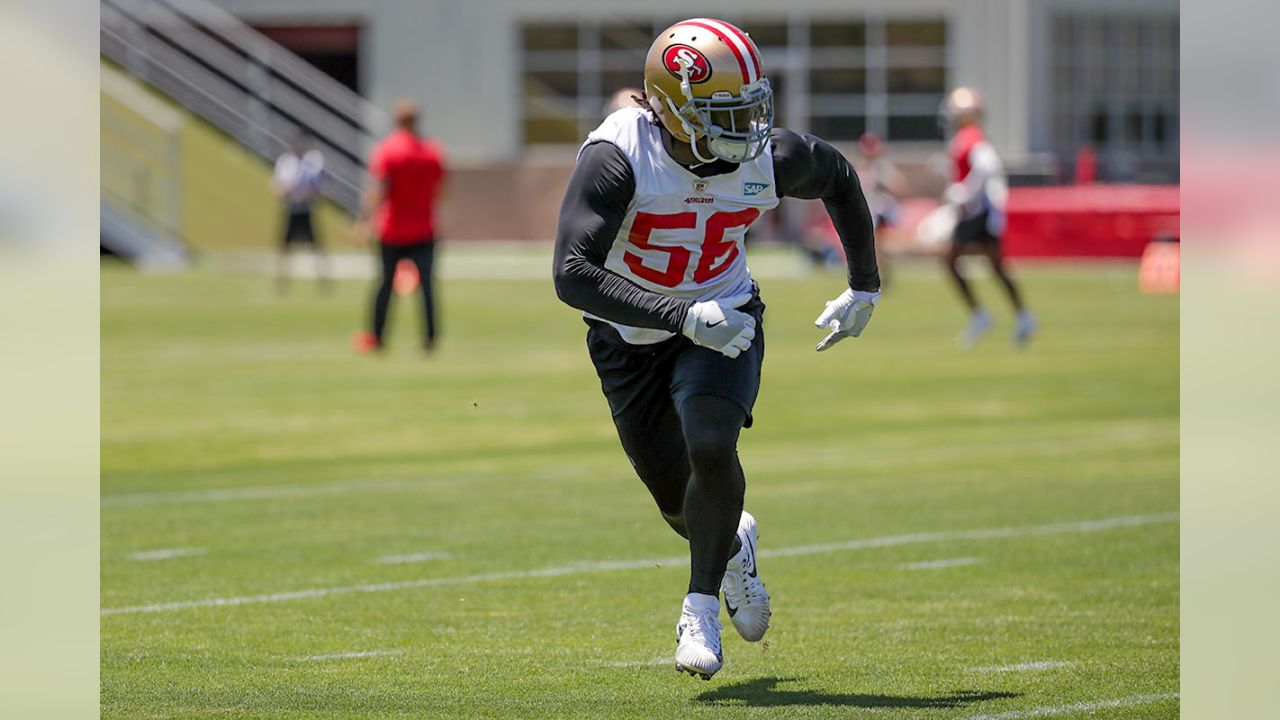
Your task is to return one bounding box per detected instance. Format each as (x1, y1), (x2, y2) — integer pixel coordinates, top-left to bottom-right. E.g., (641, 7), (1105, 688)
(739, 575), (769, 605)
(682, 609), (723, 653)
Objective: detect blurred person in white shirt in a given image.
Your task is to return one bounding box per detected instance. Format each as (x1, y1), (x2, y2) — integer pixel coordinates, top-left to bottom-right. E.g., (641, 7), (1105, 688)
(271, 134), (330, 293)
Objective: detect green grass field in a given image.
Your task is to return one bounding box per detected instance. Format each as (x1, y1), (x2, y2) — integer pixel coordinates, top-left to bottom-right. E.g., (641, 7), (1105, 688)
(101, 256), (1178, 719)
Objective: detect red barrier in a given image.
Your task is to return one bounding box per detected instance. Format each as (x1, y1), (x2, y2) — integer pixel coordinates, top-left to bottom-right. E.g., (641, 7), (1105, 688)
(1003, 185), (1180, 259)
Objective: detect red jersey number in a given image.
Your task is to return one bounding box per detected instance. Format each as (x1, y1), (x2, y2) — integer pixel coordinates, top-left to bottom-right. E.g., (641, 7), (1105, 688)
(624, 209), (761, 288)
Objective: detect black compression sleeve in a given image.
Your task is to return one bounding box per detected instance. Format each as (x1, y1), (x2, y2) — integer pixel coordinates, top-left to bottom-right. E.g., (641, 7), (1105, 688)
(771, 128), (881, 291)
(552, 141), (693, 331)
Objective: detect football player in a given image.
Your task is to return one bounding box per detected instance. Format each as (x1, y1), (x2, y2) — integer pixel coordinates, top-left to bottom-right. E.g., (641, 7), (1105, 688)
(553, 19), (880, 680)
(940, 88), (1036, 348)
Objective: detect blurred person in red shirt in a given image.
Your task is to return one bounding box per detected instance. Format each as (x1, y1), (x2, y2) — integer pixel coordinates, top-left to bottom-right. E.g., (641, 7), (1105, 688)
(940, 87), (1035, 349)
(353, 99), (447, 352)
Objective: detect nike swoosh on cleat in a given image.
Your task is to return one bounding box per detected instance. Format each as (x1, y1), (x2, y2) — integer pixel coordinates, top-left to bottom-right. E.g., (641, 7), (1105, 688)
(725, 597), (739, 616)
(744, 535), (758, 578)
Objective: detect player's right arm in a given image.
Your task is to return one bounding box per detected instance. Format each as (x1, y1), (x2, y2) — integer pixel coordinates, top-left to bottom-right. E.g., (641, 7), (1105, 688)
(552, 141), (693, 332)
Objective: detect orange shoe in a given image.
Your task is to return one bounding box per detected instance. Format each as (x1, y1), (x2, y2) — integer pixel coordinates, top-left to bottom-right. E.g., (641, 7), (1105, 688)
(351, 331), (382, 353)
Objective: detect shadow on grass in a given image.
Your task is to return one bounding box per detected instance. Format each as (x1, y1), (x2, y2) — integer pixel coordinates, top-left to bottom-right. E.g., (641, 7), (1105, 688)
(695, 677), (1019, 709)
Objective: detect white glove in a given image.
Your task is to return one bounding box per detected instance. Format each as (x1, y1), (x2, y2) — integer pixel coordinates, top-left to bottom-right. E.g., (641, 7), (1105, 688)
(682, 293), (756, 359)
(813, 288), (880, 352)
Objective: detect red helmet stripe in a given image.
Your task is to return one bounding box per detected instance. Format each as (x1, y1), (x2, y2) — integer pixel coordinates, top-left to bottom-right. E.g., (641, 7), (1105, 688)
(703, 19), (762, 80)
(674, 20), (751, 84)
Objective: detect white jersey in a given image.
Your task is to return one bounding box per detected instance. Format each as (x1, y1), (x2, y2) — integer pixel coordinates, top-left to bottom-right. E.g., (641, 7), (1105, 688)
(272, 150), (325, 209)
(579, 108), (779, 344)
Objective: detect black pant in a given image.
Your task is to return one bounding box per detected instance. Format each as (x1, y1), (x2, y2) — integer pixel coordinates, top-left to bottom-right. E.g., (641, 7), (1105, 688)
(281, 208), (316, 246)
(372, 240), (437, 344)
(585, 297), (765, 596)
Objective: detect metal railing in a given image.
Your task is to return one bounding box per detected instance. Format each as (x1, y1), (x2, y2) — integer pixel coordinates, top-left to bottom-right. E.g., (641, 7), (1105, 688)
(100, 0), (386, 212)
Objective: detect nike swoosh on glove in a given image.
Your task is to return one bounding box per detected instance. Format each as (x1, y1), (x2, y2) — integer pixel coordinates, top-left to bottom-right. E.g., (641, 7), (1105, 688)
(813, 288), (880, 352)
(683, 292), (756, 359)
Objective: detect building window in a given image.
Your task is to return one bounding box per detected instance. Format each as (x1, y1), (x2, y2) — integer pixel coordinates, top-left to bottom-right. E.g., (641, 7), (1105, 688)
(520, 15), (949, 148)
(1050, 13), (1179, 182)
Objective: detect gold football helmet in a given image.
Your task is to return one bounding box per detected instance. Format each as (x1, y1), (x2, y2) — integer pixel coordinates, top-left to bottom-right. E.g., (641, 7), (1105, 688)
(643, 18), (773, 163)
(940, 87), (984, 130)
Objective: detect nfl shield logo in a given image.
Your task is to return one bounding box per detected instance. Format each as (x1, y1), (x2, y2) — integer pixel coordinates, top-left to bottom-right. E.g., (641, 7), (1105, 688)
(693, 180), (709, 193)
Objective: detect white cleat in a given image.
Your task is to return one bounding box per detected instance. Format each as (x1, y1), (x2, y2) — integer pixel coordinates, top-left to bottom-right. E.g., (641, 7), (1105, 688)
(722, 511), (771, 642)
(674, 593), (723, 680)
(1012, 309), (1037, 348)
(957, 308), (992, 350)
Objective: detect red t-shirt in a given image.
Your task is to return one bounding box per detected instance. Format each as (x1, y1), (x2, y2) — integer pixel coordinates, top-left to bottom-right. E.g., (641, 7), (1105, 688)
(369, 130), (446, 244)
(949, 124), (985, 183)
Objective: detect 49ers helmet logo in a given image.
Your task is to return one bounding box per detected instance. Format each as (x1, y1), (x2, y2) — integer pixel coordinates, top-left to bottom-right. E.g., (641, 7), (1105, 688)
(662, 44), (710, 83)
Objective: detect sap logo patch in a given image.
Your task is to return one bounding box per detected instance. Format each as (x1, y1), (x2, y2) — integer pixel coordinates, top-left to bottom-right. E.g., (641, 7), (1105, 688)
(743, 182), (770, 197)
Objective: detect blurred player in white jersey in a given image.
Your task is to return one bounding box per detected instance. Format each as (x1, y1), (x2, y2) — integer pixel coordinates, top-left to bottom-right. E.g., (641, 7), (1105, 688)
(271, 134), (329, 293)
(553, 19), (880, 680)
(940, 88), (1035, 348)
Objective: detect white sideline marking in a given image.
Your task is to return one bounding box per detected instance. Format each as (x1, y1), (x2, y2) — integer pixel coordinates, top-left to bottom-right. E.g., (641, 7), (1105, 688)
(764, 513), (1178, 558)
(102, 465), (591, 508)
(127, 548), (206, 561)
(102, 479), (416, 507)
(599, 658), (672, 667)
(376, 552), (454, 565)
(963, 692), (1177, 719)
(297, 650), (403, 662)
(975, 660), (1073, 673)
(900, 557), (981, 570)
(101, 512), (1177, 617)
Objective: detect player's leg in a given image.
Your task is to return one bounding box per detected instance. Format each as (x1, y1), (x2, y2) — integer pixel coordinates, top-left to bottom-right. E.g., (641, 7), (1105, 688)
(677, 394), (747, 598)
(669, 296), (769, 675)
(947, 219), (992, 349)
(978, 240), (1023, 310)
(611, 393), (692, 538)
(978, 241), (1036, 346)
(371, 243), (401, 345)
(409, 240), (438, 350)
(277, 210), (298, 293)
(585, 323), (691, 536)
(944, 239), (979, 311)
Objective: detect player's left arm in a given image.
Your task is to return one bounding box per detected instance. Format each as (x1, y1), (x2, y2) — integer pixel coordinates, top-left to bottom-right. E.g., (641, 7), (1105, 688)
(771, 128), (882, 351)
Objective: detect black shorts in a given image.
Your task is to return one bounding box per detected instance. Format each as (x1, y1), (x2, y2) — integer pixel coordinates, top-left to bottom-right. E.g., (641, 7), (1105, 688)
(282, 209), (316, 246)
(585, 293), (765, 429)
(953, 209), (999, 246)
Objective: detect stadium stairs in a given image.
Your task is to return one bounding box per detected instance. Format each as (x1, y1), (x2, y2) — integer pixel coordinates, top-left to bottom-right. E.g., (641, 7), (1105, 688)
(100, 0), (385, 258)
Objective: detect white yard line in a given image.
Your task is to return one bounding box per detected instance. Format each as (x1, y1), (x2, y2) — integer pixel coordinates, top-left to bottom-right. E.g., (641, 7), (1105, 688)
(900, 557), (982, 570)
(975, 661), (1074, 673)
(962, 692), (1177, 719)
(102, 465), (592, 508)
(764, 513), (1178, 558)
(101, 478), (417, 507)
(127, 548), (206, 561)
(296, 650), (404, 662)
(101, 512), (1177, 617)
(376, 552), (454, 565)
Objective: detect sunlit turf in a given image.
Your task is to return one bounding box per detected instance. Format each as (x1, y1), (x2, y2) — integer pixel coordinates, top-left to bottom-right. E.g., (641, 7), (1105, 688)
(102, 257), (1178, 719)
